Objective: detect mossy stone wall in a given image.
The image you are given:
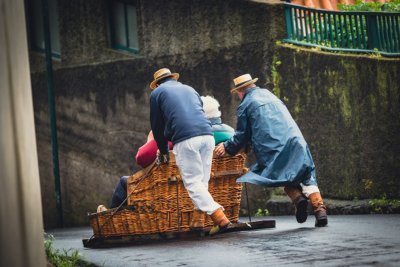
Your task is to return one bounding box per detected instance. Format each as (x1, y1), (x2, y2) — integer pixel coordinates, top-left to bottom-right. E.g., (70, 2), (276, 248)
(274, 45), (400, 199)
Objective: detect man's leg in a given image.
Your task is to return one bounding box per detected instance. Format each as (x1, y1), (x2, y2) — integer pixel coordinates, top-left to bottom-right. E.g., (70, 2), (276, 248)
(173, 136), (221, 214)
(173, 136), (229, 233)
(301, 173), (328, 227)
(284, 185), (308, 223)
(200, 135), (215, 189)
(190, 135), (215, 229)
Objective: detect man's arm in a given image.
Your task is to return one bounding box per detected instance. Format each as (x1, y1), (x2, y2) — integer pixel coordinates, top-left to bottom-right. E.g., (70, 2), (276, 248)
(150, 94), (169, 154)
(220, 111), (250, 156)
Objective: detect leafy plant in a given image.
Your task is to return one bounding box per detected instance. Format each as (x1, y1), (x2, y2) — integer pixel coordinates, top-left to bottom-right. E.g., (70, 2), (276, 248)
(369, 196), (400, 213)
(255, 208), (270, 217)
(338, 0), (400, 12)
(45, 234), (93, 267)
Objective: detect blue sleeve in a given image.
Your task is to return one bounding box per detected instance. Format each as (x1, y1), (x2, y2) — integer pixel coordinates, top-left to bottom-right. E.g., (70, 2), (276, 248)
(224, 110), (251, 155)
(150, 94), (169, 154)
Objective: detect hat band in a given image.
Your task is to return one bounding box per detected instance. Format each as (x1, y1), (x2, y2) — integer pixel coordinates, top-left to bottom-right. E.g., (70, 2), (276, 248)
(235, 79), (252, 88)
(155, 72), (172, 80)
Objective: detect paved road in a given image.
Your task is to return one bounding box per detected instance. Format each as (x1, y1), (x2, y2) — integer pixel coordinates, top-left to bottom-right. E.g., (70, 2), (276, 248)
(49, 215), (400, 267)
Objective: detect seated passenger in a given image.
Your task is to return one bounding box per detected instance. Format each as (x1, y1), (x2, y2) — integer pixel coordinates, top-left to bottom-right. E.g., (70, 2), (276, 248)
(136, 131), (173, 168)
(201, 95), (234, 144)
(97, 131), (172, 212)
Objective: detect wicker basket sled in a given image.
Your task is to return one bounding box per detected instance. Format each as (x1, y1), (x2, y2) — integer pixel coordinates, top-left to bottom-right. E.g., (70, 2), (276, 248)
(88, 153), (247, 237)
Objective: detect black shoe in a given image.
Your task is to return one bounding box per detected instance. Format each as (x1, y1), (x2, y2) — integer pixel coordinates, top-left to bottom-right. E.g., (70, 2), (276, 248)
(295, 197), (308, 223)
(315, 206), (328, 227)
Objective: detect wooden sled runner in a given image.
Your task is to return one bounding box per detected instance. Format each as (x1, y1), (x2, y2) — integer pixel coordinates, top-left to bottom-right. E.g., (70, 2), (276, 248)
(83, 153), (275, 248)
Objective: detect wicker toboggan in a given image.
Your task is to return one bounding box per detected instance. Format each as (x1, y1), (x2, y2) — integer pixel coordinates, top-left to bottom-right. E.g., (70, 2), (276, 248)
(88, 152), (247, 237)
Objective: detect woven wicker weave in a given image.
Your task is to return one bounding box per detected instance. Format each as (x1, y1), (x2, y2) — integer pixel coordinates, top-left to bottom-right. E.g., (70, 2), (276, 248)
(89, 153), (246, 237)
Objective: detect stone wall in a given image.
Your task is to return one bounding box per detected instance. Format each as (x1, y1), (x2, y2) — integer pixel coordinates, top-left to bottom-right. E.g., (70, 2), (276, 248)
(31, 0), (400, 228)
(31, 0), (285, 228)
(273, 44), (400, 199)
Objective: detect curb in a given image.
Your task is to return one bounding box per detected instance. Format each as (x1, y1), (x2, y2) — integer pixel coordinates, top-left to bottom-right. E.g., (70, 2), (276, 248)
(265, 195), (400, 216)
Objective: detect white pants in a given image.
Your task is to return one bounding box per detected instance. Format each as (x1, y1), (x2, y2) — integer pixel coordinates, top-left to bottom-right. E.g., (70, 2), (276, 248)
(173, 135), (221, 215)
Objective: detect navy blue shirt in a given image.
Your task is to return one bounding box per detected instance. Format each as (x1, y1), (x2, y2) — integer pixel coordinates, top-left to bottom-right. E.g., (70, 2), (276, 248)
(150, 80), (213, 154)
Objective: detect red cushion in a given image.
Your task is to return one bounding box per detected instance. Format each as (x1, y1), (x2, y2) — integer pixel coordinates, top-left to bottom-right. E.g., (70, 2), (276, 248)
(135, 140), (173, 168)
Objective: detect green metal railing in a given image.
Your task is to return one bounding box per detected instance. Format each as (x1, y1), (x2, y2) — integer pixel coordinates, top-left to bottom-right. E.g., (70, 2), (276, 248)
(283, 3), (400, 56)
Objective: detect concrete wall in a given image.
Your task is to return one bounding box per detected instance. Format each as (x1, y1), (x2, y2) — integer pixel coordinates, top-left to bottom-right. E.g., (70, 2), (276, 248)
(30, 0), (285, 227)
(273, 45), (400, 199)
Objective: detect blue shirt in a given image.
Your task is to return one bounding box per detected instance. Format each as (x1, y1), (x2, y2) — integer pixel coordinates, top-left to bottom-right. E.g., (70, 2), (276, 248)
(150, 80), (213, 154)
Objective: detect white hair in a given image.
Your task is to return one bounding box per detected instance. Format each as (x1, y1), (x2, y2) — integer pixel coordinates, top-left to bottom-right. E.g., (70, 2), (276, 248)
(201, 95), (221, 119)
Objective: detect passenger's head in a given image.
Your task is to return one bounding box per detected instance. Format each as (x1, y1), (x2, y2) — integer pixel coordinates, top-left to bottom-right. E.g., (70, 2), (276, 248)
(201, 95), (222, 119)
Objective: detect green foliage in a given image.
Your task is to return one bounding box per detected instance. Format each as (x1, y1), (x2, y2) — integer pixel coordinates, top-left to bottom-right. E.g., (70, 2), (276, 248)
(45, 235), (92, 267)
(271, 55), (281, 98)
(369, 196), (400, 213)
(338, 0), (400, 12)
(255, 208), (270, 217)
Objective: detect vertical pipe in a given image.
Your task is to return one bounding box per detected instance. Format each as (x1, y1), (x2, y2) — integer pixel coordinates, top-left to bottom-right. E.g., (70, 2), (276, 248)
(333, 14), (341, 47)
(349, 15), (354, 48)
(309, 11), (314, 43)
(285, 6), (294, 39)
(313, 11), (318, 44)
(367, 13), (380, 51)
(343, 14), (349, 47)
(329, 14), (334, 47)
(318, 11), (323, 44)
(361, 15), (367, 49)
(355, 15), (361, 49)
(41, 0), (63, 227)
(245, 183), (252, 222)
(295, 9), (300, 40)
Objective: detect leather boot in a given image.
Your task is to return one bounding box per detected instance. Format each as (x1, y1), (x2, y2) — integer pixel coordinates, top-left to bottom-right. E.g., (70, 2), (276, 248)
(309, 192), (328, 227)
(190, 210), (205, 230)
(209, 208), (231, 235)
(284, 186), (308, 223)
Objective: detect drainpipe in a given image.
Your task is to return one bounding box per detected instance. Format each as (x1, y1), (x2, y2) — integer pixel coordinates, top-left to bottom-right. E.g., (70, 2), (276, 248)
(42, 0), (63, 227)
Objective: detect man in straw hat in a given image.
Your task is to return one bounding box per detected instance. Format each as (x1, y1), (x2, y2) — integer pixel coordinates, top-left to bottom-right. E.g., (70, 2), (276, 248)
(215, 74), (328, 227)
(149, 68), (231, 234)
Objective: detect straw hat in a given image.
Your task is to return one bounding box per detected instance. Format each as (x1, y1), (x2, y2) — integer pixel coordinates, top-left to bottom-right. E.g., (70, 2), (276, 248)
(230, 74), (258, 93)
(149, 68), (179, 90)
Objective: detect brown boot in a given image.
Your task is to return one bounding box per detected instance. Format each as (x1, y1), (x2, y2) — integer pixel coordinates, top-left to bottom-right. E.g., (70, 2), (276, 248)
(284, 186), (308, 223)
(309, 192), (328, 227)
(190, 210), (205, 230)
(209, 208), (231, 235)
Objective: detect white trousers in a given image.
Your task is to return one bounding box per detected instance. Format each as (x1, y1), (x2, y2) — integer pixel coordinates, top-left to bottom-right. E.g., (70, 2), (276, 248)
(173, 135), (221, 215)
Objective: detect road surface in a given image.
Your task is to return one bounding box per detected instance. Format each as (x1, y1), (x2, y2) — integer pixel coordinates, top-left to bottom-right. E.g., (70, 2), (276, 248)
(49, 215), (400, 267)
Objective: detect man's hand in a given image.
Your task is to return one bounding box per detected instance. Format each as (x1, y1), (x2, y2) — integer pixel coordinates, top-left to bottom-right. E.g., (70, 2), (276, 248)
(156, 151), (169, 165)
(214, 143), (226, 157)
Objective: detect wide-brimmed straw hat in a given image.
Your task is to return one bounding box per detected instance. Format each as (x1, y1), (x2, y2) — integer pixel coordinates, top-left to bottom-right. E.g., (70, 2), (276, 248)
(230, 74), (258, 93)
(149, 68), (179, 90)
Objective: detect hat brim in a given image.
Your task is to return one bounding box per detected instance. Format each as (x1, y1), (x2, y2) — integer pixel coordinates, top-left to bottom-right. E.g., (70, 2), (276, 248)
(230, 78), (258, 93)
(150, 73), (179, 90)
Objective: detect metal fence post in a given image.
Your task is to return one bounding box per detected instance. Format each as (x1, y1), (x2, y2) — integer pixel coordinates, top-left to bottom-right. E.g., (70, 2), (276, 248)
(285, 5), (294, 39)
(366, 13), (380, 51)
